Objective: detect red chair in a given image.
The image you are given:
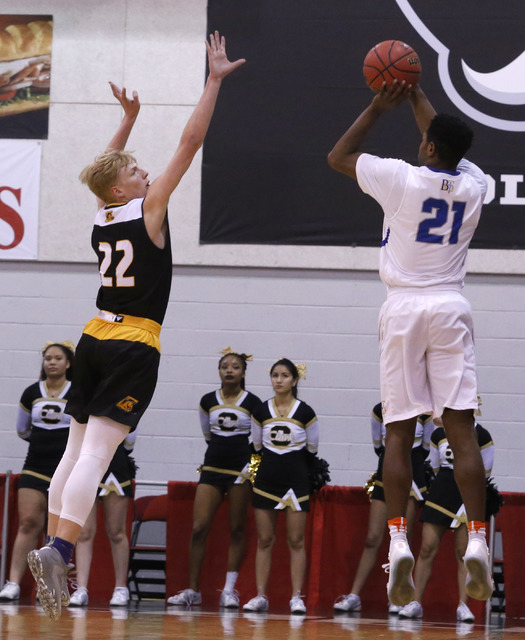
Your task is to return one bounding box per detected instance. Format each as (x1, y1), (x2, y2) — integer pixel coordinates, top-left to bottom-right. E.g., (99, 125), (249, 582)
(128, 494), (168, 601)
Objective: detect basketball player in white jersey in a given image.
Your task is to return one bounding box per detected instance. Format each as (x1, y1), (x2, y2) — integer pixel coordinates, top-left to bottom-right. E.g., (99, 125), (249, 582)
(327, 82), (493, 607)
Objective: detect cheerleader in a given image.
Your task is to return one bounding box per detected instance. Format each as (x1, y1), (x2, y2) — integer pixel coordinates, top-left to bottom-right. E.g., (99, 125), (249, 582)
(398, 422), (494, 622)
(243, 358), (319, 615)
(0, 341), (75, 602)
(334, 403), (433, 614)
(167, 349), (261, 608)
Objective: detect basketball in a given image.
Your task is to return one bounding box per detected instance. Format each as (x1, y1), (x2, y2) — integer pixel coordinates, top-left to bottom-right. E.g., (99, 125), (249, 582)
(363, 40), (421, 91)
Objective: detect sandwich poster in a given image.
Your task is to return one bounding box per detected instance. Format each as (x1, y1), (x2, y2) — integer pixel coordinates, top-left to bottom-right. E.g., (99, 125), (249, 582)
(0, 15), (52, 139)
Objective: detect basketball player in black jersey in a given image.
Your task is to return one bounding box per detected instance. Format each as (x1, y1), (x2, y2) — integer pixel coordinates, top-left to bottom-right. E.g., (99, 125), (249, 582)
(28, 31), (245, 621)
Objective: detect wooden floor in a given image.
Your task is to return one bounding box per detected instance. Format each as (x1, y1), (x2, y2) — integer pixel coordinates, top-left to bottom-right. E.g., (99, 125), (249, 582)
(1, 601), (524, 640)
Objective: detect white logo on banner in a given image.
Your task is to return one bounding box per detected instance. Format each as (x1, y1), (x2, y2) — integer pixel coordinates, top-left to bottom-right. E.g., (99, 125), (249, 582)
(0, 140), (41, 260)
(395, 0), (525, 132)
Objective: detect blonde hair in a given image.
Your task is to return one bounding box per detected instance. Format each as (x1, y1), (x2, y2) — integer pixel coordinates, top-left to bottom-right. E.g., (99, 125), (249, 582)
(79, 149), (137, 203)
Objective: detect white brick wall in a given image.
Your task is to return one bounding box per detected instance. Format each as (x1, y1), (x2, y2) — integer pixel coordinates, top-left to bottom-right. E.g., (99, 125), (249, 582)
(1, 263), (523, 492)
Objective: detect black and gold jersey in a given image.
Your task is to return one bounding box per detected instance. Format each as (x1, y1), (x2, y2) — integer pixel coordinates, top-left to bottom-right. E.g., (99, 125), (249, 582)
(429, 423), (494, 475)
(91, 198), (172, 325)
(17, 380), (72, 473)
(251, 398), (319, 455)
(199, 389), (262, 440)
(371, 402), (433, 454)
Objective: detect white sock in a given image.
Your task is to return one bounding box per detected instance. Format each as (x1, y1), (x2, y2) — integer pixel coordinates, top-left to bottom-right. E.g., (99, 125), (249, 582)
(223, 571), (238, 593)
(468, 530), (487, 544)
(389, 526), (408, 543)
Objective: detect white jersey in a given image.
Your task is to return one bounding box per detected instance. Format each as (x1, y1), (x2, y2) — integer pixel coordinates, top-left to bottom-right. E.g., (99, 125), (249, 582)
(356, 154), (487, 290)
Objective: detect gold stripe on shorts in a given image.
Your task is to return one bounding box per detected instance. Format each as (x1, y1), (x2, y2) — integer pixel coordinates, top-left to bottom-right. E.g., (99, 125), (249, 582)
(98, 479), (132, 494)
(374, 479), (426, 501)
(83, 312), (161, 352)
(21, 470), (52, 482)
(253, 486), (309, 510)
(425, 500), (468, 526)
(200, 465), (249, 483)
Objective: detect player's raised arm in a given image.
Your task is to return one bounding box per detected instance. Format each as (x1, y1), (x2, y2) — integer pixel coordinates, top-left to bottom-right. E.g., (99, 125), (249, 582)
(86, 83), (141, 210)
(105, 82), (141, 152)
(327, 81), (410, 179)
(143, 31), (245, 246)
(408, 85), (437, 135)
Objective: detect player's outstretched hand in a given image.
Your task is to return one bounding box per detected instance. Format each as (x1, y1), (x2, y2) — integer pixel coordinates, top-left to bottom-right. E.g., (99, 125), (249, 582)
(206, 30), (246, 80)
(109, 81), (140, 119)
(371, 79), (413, 112)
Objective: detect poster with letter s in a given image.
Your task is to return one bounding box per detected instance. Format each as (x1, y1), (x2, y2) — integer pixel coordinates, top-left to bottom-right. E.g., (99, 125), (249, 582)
(0, 140), (41, 259)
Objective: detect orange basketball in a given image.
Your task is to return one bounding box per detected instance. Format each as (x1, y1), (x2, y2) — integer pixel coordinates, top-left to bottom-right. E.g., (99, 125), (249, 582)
(363, 40), (421, 91)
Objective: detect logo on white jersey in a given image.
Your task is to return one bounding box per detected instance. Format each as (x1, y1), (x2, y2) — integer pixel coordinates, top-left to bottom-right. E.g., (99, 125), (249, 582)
(441, 179), (455, 193)
(270, 425), (292, 446)
(217, 411), (239, 431)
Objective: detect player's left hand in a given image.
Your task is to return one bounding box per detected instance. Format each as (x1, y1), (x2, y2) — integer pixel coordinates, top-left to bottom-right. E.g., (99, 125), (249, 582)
(372, 79), (413, 111)
(206, 30), (246, 80)
(109, 82), (140, 119)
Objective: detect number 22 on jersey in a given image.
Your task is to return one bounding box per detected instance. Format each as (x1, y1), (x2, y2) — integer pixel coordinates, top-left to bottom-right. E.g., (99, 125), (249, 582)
(98, 240), (135, 287)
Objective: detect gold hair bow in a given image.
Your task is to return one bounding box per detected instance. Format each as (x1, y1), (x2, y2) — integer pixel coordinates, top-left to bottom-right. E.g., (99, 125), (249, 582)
(220, 347), (253, 361)
(41, 340), (76, 354)
(295, 363), (307, 380)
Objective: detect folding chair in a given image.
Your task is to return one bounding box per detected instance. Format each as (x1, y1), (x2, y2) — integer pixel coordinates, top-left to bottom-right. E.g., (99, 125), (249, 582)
(128, 494), (168, 600)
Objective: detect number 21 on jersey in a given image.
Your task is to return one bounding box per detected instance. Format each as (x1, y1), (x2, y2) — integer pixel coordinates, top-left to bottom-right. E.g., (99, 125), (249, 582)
(416, 198), (466, 245)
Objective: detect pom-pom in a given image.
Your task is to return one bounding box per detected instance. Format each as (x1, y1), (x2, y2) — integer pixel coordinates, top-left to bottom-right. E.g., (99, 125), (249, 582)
(126, 455), (138, 479)
(424, 460), (436, 491)
(364, 472), (377, 502)
(305, 452), (330, 493)
(247, 453), (262, 484)
(485, 476), (504, 520)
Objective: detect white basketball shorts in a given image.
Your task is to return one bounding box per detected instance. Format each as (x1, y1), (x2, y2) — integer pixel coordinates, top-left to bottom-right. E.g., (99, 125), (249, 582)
(379, 289), (478, 425)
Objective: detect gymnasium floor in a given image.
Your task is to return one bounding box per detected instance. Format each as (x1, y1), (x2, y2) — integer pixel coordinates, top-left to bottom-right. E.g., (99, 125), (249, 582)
(1, 601), (523, 640)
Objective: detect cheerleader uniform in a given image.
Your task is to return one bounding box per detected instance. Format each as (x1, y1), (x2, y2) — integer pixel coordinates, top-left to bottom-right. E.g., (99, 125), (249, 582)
(97, 432), (137, 499)
(198, 389), (261, 486)
(421, 423), (494, 528)
(369, 403), (433, 502)
(251, 398), (319, 512)
(17, 380), (72, 493)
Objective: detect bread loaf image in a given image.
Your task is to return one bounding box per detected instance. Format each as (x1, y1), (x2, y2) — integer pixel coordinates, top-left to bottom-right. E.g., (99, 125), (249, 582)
(0, 18), (53, 117)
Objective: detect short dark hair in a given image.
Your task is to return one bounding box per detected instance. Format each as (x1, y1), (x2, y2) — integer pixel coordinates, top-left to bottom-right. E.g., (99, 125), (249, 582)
(426, 114), (474, 167)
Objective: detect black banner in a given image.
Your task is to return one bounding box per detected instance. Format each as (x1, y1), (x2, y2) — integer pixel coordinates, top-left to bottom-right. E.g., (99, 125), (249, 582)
(201, 0), (525, 249)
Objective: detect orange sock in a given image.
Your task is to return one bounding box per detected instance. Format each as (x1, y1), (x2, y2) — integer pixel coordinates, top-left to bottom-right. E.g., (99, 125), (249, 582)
(388, 516), (407, 533)
(468, 520), (486, 534)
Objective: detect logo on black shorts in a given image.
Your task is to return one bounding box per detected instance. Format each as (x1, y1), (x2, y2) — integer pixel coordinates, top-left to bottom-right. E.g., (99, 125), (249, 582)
(116, 396), (138, 412)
